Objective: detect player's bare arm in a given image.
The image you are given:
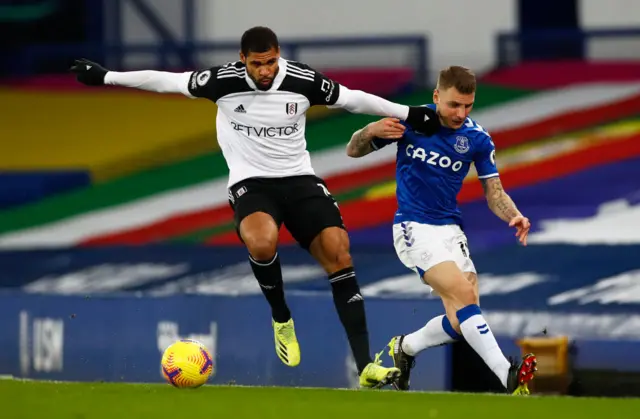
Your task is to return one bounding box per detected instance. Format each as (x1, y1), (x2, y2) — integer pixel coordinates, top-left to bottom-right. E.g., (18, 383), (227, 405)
(482, 177), (519, 221)
(481, 177), (531, 245)
(346, 125), (376, 158)
(346, 118), (405, 158)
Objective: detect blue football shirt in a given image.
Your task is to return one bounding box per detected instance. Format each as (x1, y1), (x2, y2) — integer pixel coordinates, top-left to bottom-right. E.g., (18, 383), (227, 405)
(372, 104), (499, 227)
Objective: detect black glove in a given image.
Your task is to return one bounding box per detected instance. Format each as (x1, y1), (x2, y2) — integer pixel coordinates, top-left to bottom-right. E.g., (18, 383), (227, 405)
(406, 106), (441, 136)
(70, 58), (108, 86)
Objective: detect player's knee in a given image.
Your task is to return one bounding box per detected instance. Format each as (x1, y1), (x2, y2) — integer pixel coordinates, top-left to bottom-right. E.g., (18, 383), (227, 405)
(311, 227), (353, 272)
(465, 274), (479, 304)
(462, 281), (478, 306)
(452, 278), (477, 307)
(329, 233), (353, 269)
(239, 212), (279, 260)
(333, 250), (353, 270)
(244, 235), (278, 261)
(321, 245), (352, 272)
(466, 273), (477, 288)
(323, 248), (353, 273)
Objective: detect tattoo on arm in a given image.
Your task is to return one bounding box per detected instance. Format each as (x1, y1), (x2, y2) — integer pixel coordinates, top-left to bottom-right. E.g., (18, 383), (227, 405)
(482, 177), (521, 222)
(346, 125), (375, 157)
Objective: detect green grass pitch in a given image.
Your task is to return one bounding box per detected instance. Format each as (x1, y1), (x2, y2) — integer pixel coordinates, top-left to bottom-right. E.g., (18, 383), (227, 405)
(2, 379), (639, 419)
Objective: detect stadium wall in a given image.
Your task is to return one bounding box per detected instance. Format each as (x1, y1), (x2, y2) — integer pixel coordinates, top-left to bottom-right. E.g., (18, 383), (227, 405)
(2, 290), (640, 396)
(1, 243), (640, 396)
(0, 292), (450, 390)
(118, 0), (516, 72)
(117, 0), (640, 72)
(580, 0), (640, 28)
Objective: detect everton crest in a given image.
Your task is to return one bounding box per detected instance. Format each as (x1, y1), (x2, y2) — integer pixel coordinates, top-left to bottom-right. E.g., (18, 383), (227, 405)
(454, 136), (470, 154)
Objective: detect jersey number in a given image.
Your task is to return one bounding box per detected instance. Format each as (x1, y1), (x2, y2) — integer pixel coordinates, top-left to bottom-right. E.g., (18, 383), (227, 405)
(458, 240), (470, 258)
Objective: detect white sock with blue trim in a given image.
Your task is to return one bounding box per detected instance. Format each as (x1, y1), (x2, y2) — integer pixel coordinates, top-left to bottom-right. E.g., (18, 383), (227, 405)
(457, 304), (510, 388)
(402, 314), (462, 356)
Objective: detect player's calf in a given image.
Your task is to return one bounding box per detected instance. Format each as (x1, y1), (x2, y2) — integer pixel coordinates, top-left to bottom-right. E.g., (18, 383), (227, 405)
(310, 227), (373, 374)
(395, 270), (478, 370)
(424, 263), (478, 333)
(240, 213), (291, 323)
(391, 310), (463, 390)
(424, 262), (517, 391)
(442, 288), (478, 334)
(428, 266), (477, 325)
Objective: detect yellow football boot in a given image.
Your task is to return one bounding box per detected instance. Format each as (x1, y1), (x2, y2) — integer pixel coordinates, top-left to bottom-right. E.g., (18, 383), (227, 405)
(359, 350), (401, 388)
(272, 318), (300, 367)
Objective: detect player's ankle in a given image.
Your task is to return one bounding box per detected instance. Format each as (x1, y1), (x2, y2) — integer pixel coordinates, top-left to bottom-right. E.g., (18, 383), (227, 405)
(272, 311), (292, 323)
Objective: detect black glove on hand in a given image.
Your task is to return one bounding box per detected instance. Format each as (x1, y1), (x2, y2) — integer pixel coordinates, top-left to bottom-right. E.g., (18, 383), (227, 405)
(406, 106), (441, 136)
(70, 58), (108, 86)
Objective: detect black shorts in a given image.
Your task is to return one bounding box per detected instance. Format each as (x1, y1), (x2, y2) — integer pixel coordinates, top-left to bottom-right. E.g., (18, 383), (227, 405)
(228, 175), (345, 250)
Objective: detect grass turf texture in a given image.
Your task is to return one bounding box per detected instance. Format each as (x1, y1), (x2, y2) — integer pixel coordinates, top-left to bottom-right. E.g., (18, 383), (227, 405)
(2, 380), (639, 419)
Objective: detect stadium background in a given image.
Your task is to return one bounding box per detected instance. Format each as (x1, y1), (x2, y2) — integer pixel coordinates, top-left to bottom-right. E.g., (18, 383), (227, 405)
(1, 0), (640, 399)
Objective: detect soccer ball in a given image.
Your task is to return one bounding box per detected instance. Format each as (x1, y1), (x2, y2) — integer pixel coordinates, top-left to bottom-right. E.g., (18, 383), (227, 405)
(161, 339), (214, 388)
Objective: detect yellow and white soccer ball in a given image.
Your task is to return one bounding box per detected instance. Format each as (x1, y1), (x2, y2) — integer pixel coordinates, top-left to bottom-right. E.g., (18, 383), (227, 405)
(161, 339), (214, 388)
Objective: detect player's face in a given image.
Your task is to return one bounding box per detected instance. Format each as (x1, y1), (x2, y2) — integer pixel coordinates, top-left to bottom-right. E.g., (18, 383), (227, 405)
(433, 87), (475, 129)
(241, 47), (280, 91)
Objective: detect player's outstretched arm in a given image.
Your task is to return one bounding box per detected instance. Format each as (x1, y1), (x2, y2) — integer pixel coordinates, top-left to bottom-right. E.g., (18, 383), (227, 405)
(481, 177), (531, 245)
(346, 118), (405, 158)
(70, 58), (193, 97)
(331, 86), (440, 136)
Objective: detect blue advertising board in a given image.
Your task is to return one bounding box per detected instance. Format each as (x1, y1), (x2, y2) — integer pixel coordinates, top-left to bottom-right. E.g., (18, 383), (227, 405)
(0, 292), (449, 389)
(1, 239), (640, 386)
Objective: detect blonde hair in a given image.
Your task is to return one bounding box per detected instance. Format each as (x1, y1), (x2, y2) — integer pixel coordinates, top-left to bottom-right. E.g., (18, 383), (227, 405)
(437, 66), (476, 94)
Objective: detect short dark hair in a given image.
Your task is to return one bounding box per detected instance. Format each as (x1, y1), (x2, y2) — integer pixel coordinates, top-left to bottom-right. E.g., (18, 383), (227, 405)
(437, 66), (476, 94)
(241, 26), (279, 56)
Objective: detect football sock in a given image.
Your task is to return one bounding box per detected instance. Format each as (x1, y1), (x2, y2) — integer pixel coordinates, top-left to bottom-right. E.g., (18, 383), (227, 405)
(457, 304), (510, 387)
(249, 253), (291, 323)
(329, 267), (372, 374)
(402, 314), (462, 356)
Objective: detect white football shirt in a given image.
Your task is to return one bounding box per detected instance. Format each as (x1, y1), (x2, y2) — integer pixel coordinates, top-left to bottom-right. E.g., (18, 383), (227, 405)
(185, 58), (341, 188)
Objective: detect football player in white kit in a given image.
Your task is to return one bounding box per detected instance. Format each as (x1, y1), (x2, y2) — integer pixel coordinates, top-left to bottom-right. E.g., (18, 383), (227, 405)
(346, 66), (537, 394)
(70, 26), (440, 388)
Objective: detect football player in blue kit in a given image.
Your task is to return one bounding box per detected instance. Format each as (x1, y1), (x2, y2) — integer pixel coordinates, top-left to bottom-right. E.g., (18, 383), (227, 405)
(346, 66), (537, 394)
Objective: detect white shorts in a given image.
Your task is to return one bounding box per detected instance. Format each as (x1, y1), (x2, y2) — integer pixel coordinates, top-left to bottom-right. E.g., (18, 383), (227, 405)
(393, 222), (476, 280)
